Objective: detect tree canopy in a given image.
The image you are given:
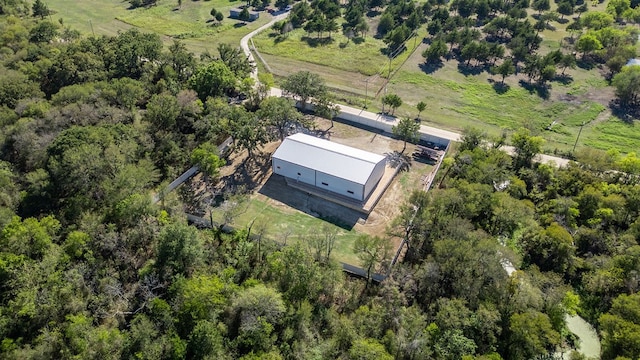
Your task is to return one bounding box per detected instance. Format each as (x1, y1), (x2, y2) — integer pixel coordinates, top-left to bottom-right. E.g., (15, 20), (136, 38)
(392, 117), (420, 152)
(1, 4), (640, 360)
(612, 65), (640, 107)
(188, 61), (237, 101)
(281, 70), (328, 109)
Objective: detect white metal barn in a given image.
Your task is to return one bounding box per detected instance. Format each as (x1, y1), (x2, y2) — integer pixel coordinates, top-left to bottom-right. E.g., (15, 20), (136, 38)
(272, 133), (387, 201)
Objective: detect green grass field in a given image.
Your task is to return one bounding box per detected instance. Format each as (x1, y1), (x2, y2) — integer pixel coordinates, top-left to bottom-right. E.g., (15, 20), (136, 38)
(48, 0), (135, 36)
(209, 165), (431, 267)
(383, 61), (620, 153)
(47, 0), (270, 54)
(251, 1), (640, 154)
(253, 18), (428, 95)
(210, 197), (363, 264)
(252, 23), (422, 77)
(381, 46), (640, 154)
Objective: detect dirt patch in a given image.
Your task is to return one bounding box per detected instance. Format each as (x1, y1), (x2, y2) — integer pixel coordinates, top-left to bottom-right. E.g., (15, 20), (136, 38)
(314, 117), (406, 155)
(184, 117), (431, 257)
(582, 86), (615, 107)
(552, 83), (615, 108)
(557, 93), (580, 104)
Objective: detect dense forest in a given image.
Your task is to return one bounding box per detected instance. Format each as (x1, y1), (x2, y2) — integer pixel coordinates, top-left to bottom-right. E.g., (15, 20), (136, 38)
(1, 0), (640, 359)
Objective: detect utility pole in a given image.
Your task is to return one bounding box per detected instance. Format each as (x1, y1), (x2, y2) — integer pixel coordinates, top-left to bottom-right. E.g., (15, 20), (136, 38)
(89, 19), (95, 36)
(573, 121), (585, 152)
(363, 78), (370, 109)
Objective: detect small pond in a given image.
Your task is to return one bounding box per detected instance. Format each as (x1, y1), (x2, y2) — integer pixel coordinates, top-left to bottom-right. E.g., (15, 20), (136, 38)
(564, 315), (601, 359)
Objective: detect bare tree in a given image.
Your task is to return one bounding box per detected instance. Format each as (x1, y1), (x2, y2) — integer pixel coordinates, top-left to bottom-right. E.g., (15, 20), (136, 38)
(353, 235), (392, 285)
(217, 190), (249, 239)
(307, 224), (340, 264)
(280, 225), (294, 246)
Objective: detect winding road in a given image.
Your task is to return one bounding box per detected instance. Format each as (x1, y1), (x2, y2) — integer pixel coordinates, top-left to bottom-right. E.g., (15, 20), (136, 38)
(239, 12), (570, 168)
(240, 11), (292, 82)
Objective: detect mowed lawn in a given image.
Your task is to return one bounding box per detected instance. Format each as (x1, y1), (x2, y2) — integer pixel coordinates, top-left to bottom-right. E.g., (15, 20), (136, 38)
(210, 197), (363, 265)
(47, 0), (134, 36)
(47, 0), (271, 54)
(253, 27), (391, 76)
(209, 163), (431, 267)
(251, 0), (640, 154)
(252, 18), (428, 85)
(385, 49), (640, 154)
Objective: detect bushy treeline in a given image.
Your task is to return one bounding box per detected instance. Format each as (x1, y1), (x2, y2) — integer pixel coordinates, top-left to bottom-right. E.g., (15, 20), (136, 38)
(0, 3), (344, 360)
(390, 127), (640, 359)
(274, 0), (423, 46)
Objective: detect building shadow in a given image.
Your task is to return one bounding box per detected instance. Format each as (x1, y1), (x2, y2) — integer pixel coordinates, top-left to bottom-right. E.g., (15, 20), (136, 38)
(258, 174), (362, 230)
(333, 116), (390, 135)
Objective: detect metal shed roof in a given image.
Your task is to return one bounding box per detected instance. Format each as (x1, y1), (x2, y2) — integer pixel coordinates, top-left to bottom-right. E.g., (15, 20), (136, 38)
(272, 133), (386, 185)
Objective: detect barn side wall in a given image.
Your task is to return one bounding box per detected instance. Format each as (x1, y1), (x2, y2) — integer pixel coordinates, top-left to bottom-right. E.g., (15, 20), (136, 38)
(315, 171), (364, 201)
(363, 160), (386, 201)
(272, 158), (315, 186)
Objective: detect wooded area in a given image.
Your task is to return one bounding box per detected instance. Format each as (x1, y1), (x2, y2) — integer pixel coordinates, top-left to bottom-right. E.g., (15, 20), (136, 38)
(1, 0), (640, 359)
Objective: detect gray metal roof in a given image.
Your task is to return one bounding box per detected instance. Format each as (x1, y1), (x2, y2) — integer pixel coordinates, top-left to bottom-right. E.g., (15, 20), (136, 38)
(272, 133), (386, 185)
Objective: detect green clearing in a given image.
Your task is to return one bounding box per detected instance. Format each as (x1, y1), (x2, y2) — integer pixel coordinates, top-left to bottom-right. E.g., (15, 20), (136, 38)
(258, 52), (388, 104)
(388, 64), (604, 134)
(47, 0), (134, 36)
(253, 29), (386, 76)
(47, 0), (270, 54)
(251, 0), (640, 154)
(384, 64), (617, 152)
(209, 164), (431, 267)
(252, 23), (425, 77)
(380, 47), (640, 154)
(253, 20), (428, 92)
(210, 197), (363, 265)
(261, 40), (639, 154)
